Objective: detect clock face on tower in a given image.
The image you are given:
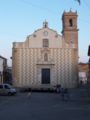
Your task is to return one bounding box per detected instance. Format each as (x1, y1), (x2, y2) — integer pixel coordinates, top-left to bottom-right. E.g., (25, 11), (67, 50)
(43, 31), (48, 36)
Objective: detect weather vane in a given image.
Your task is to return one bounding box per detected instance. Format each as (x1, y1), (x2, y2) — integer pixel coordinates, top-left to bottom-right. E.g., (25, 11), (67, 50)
(75, 0), (81, 5)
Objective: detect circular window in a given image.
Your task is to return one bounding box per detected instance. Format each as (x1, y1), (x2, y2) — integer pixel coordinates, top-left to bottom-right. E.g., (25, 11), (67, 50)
(43, 31), (48, 36)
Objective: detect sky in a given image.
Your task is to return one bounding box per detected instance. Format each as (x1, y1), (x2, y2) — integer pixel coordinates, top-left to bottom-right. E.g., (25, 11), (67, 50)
(0, 0), (90, 66)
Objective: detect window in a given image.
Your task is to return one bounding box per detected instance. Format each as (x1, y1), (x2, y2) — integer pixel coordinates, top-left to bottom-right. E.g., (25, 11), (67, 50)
(44, 53), (48, 61)
(43, 31), (48, 36)
(43, 39), (49, 47)
(33, 34), (36, 37)
(4, 85), (10, 89)
(69, 19), (73, 27)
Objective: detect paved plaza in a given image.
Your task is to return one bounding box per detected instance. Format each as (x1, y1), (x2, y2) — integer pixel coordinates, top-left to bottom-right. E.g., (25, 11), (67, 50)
(0, 88), (90, 120)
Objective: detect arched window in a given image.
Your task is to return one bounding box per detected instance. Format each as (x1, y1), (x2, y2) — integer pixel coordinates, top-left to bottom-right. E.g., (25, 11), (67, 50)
(69, 19), (73, 27)
(44, 53), (48, 61)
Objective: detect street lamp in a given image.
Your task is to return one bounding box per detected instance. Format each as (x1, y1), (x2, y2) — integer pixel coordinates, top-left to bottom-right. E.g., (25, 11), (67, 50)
(0, 71), (3, 84)
(88, 45), (90, 69)
(87, 45), (90, 85)
(88, 45), (90, 56)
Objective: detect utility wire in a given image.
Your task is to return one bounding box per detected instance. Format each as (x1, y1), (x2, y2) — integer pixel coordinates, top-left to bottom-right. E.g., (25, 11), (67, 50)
(19, 0), (59, 15)
(79, 19), (90, 24)
(82, 0), (90, 10)
(19, 0), (90, 24)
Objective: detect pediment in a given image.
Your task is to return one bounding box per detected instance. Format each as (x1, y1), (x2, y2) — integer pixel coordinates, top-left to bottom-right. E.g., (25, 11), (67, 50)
(26, 27), (62, 41)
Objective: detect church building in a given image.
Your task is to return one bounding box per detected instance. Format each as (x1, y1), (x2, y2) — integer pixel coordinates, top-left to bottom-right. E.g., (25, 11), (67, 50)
(12, 11), (79, 89)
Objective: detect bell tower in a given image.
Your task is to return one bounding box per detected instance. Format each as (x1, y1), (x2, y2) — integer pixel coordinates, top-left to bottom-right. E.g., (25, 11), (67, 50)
(62, 10), (78, 48)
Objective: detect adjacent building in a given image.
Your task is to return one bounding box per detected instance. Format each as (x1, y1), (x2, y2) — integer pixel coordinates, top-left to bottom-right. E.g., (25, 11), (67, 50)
(78, 63), (89, 84)
(12, 11), (79, 89)
(0, 55), (7, 83)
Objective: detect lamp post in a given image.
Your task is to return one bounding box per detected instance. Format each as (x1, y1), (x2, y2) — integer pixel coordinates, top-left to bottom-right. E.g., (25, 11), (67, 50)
(87, 45), (90, 85)
(0, 71), (3, 84)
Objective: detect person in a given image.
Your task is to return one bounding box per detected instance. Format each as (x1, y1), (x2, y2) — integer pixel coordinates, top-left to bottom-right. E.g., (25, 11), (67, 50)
(61, 88), (69, 101)
(61, 87), (65, 100)
(27, 88), (32, 97)
(56, 84), (61, 93)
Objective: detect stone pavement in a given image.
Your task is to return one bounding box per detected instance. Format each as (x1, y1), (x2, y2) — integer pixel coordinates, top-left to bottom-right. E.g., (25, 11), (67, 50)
(68, 87), (90, 102)
(0, 87), (90, 120)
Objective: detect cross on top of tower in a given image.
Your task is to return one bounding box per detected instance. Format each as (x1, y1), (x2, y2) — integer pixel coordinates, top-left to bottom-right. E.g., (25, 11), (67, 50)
(43, 20), (48, 28)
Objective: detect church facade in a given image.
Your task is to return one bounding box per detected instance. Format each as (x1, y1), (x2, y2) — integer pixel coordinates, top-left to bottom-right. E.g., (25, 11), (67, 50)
(12, 11), (79, 89)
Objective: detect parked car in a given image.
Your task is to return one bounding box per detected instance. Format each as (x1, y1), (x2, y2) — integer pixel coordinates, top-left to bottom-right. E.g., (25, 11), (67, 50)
(0, 83), (16, 95)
